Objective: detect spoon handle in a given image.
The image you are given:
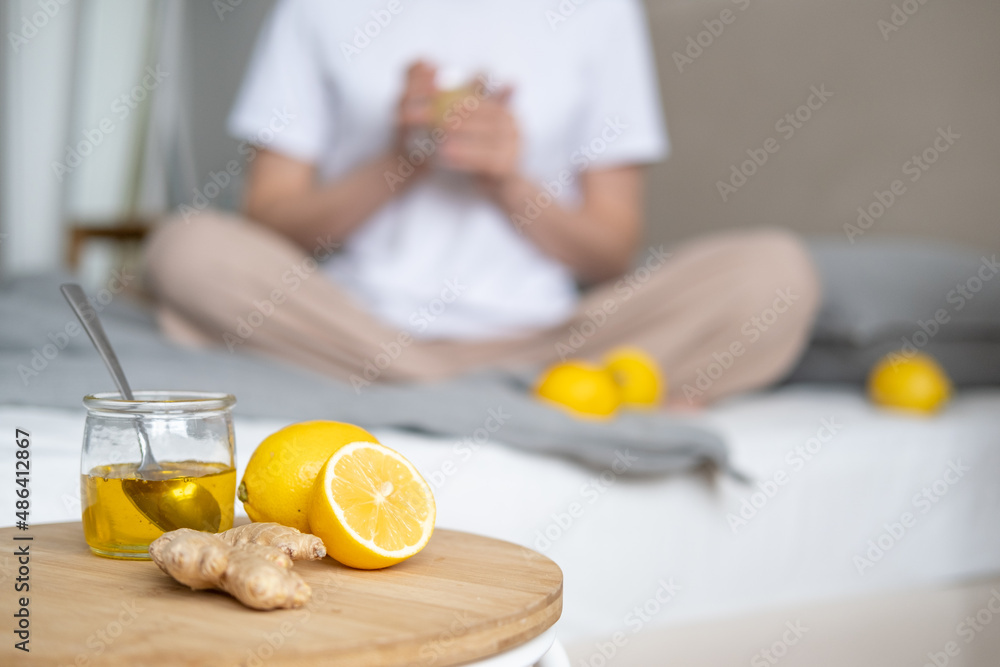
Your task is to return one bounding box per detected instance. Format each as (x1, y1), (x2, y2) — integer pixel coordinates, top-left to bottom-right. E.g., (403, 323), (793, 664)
(60, 284), (135, 400)
(60, 283), (161, 476)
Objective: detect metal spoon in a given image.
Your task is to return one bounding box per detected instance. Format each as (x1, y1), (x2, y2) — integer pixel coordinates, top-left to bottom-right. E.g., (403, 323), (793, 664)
(61, 284), (222, 532)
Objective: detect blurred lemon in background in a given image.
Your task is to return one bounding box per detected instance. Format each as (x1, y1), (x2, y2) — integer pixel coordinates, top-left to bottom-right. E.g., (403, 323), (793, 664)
(535, 360), (621, 418)
(604, 346), (664, 407)
(868, 352), (952, 414)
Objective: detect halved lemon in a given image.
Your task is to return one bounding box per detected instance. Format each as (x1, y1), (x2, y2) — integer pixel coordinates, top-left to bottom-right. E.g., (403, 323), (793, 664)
(307, 442), (436, 569)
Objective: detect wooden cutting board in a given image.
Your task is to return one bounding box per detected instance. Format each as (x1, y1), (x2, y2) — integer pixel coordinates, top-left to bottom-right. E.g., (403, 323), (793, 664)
(0, 522), (562, 667)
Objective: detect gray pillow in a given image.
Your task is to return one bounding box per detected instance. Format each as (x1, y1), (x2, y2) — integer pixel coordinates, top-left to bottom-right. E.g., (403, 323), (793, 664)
(789, 238), (1000, 385)
(787, 340), (1000, 386)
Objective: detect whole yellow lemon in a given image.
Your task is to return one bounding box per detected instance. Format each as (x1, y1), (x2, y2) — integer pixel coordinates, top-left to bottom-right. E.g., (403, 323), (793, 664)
(604, 346), (664, 407)
(237, 421), (379, 532)
(868, 352), (952, 414)
(535, 360), (621, 418)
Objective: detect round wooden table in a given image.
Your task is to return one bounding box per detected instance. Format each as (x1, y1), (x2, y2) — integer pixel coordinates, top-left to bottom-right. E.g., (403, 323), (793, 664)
(0, 522), (563, 666)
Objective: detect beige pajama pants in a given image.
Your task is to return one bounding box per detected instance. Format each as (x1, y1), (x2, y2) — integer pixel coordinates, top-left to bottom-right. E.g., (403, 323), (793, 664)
(143, 210), (820, 404)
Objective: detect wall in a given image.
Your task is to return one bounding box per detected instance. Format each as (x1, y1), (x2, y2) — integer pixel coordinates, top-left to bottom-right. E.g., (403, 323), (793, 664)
(0, 0), (158, 277)
(169, 0), (275, 213)
(642, 0), (999, 252)
(1, 0), (78, 275)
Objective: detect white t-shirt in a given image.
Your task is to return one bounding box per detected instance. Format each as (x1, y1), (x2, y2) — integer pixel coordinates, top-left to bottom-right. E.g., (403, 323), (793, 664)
(228, 0), (667, 340)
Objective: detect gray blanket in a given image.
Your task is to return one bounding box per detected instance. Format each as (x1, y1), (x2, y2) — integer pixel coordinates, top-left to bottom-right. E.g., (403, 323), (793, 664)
(1, 273), (730, 476)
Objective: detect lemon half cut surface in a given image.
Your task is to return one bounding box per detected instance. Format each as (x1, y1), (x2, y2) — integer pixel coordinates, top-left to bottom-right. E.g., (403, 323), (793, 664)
(308, 441), (436, 570)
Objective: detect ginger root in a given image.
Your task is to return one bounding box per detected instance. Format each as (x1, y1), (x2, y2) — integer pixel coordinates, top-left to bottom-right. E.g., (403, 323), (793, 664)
(218, 522), (326, 561)
(149, 528), (310, 610)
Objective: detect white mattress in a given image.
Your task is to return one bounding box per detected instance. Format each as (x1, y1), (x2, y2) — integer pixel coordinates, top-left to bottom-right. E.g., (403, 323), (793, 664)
(3, 386), (999, 644)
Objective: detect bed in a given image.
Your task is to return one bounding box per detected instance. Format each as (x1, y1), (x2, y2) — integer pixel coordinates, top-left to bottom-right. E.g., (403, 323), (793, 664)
(5, 386), (1000, 648)
(3, 237), (1000, 656)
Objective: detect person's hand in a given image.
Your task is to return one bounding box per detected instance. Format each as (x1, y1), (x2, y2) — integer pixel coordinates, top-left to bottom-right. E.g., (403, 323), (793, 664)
(394, 61), (437, 159)
(438, 87), (521, 190)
